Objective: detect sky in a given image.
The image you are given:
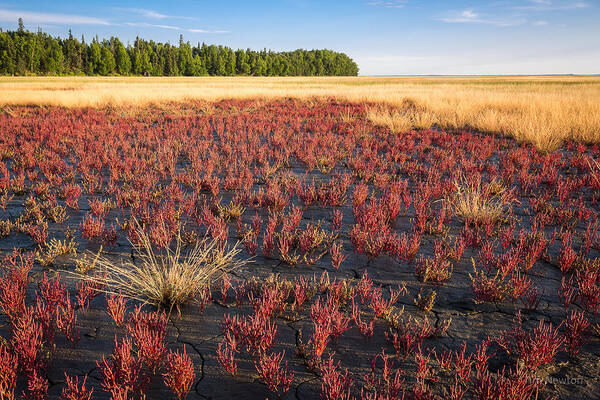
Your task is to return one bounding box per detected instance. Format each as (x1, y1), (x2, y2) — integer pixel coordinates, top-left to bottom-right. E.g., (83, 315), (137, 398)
(0, 0), (598, 75)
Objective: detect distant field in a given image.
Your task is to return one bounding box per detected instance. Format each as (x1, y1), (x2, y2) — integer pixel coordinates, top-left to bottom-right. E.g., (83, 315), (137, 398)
(1, 76), (599, 151)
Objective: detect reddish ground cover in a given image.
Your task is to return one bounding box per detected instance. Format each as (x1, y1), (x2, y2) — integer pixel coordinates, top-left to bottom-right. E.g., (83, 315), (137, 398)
(0, 99), (599, 399)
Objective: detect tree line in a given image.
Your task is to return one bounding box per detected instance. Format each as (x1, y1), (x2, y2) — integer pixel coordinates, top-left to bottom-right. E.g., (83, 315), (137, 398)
(0, 19), (359, 76)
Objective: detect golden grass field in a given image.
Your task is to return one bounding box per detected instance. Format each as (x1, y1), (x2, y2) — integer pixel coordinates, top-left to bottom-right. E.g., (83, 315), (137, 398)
(1, 76), (599, 151)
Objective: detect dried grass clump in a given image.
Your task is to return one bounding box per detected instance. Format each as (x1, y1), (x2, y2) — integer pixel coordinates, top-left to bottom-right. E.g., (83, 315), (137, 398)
(450, 178), (511, 225)
(589, 158), (600, 191)
(340, 107), (355, 123)
(366, 105), (438, 133)
(366, 107), (413, 133)
(86, 227), (243, 312)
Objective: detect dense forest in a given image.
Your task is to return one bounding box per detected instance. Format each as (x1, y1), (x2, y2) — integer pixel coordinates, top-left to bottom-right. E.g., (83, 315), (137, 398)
(0, 19), (359, 76)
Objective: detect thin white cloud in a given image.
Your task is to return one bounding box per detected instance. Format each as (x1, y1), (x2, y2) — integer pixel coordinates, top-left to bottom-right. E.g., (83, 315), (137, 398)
(188, 28), (229, 34)
(117, 8), (168, 19)
(438, 2), (590, 28)
(460, 9), (479, 19)
(439, 9), (526, 26)
(124, 23), (228, 33)
(125, 22), (180, 30)
(365, 1), (408, 8)
(516, 1), (589, 10)
(114, 7), (195, 20)
(0, 8), (110, 25)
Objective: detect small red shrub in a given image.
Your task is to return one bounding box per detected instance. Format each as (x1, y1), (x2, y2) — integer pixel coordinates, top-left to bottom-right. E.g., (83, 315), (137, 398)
(321, 356), (353, 400)
(254, 351), (294, 395)
(163, 348), (195, 400)
(97, 338), (144, 400)
(62, 374), (93, 400)
(563, 310), (589, 356)
(0, 343), (17, 399)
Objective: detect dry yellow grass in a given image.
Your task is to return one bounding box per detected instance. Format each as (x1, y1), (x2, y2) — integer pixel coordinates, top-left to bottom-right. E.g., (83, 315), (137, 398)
(365, 107), (413, 133)
(366, 103), (438, 133)
(1, 76), (599, 151)
(83, 226), (244, 312)
(450, 177), (512, 225)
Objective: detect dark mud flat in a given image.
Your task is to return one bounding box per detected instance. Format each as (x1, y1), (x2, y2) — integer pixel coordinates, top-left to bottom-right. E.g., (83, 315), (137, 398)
(0, 100), (599, 400)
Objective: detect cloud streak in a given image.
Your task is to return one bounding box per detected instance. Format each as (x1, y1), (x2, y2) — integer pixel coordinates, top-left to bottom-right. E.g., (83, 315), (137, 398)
(365, 1), (407, 9)
(125, 22), (180, 30)
(188, 28), (229, 34)
(0, 8), (110, 25)
(516, 1), (589, 10)
(438, 9), (526, 26)
(123, 22), (229, 33)
(114, 7), (195, 20)
(437, 1), (591, 28)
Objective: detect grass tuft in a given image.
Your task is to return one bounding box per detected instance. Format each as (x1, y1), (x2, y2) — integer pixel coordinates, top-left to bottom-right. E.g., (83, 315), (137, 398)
(83, 224), (244, 312)
(450, 177), (511, 225)
(366, 107), (413, 133)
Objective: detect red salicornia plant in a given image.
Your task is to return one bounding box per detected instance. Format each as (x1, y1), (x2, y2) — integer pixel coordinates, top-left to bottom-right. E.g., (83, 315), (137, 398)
(62, 374), (93, 400)
(254, 351), (294, 395)
(97, 338), (144, 400)
(0, 343), (17, 400)
(163, 348), (195, 400)
(563, 310), (589, 356)
(321, 356), (353, 400)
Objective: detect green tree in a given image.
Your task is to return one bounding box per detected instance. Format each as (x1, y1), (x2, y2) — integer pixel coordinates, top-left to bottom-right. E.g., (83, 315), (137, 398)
(235, 49), (250, 75)
(98, 44), (115, 75)
(87, 40), (101, 74)
(177, 35), (193, 76)
(114, 38), (131, 75)
(42, 35), (64, 74)
(224, 48), (236, 76)
(0, 32), (16, 74)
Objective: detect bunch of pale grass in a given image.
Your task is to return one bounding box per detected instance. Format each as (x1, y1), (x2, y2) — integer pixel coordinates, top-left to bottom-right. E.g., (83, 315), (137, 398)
(589, 159), (600, 190)
(366, 107), (412, 133)
(450, 178), (510, 225)
(366, 105), (438, 133)
(83, 227), (243, 312)
(339, 107), (355, 123)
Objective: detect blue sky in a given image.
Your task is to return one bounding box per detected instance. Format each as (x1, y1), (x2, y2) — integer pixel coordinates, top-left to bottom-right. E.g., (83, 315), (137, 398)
(0, 0), (598, 75)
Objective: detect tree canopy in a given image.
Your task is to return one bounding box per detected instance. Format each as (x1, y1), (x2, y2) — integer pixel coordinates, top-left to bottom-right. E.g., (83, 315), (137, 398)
(0, 23), (359, 76)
